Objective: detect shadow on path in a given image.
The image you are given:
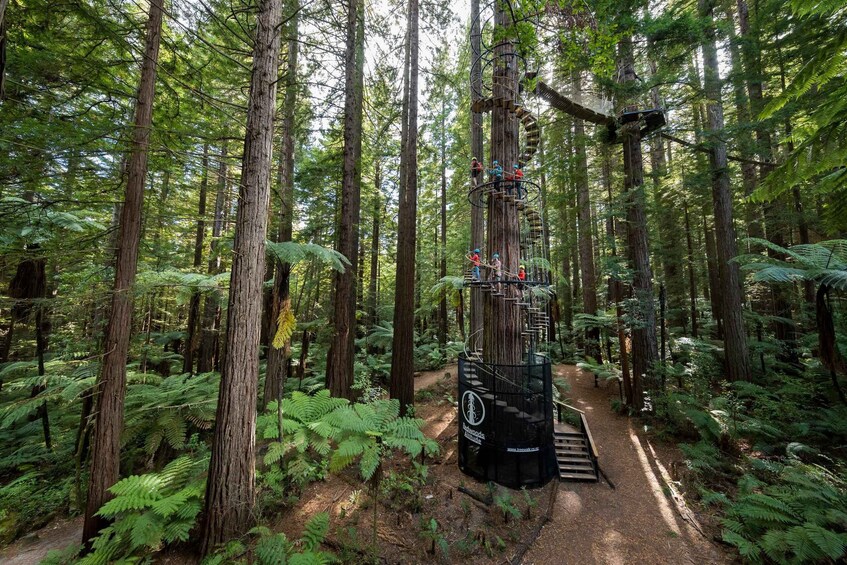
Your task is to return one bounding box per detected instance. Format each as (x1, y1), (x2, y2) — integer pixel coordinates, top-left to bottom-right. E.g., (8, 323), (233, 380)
(523, 364), (727, 565)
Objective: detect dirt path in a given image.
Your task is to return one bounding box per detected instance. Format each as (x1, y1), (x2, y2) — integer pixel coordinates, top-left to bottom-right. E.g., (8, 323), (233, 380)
(523, 365), (727, 565)
(0, 517), (82, 565)
(414, 362), (457, 392)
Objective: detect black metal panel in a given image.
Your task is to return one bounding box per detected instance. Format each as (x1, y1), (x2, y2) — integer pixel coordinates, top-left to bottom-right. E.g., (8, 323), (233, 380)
(457, 353), (556, 489)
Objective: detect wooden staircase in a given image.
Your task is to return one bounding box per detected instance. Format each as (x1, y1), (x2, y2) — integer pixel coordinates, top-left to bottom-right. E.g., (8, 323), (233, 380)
(553, 402), (599, 482)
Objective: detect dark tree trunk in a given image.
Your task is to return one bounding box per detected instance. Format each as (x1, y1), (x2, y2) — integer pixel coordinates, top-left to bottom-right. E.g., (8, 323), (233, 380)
(736, 0), (797, 365)
(198, 145), (228, 374)
(573, 71), (600, 362)
(390, 0), (418, 414)
(83, 0), (163, 547)
(366, 188), (381, 346)
(264, 2), (299, 410)
(700, 0), (751, 382)
(326, 0), (364, 401)
(618, 36), (659, 410)
(200, 0), (283, 553)
(703, 213), (723, 338)
(469, 0), (484, 353)
(538, 138), (555, 342)
(183, 144), (209, 375)
(438, 101), (448, 348)
(683, 202), (699, 337)
(483, 4), (522, 366)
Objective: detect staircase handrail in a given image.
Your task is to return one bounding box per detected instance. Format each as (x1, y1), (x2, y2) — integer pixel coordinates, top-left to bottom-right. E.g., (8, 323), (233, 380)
(553, 399), (599, 460)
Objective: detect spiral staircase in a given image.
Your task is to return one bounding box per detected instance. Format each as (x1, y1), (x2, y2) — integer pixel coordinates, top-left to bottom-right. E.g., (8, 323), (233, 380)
(457, 1), (598, 487)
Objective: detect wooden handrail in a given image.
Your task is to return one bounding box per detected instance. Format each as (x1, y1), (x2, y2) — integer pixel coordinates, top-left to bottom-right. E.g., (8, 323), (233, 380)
(579, 413), (600, 459)
(552, 399), (585, 415)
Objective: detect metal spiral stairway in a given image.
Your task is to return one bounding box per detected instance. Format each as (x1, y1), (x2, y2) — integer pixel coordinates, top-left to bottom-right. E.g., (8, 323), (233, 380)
(458, 0), (600, 487)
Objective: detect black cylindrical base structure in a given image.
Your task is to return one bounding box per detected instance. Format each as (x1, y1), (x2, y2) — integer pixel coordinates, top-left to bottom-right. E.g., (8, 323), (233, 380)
(458, 353), (556, 489)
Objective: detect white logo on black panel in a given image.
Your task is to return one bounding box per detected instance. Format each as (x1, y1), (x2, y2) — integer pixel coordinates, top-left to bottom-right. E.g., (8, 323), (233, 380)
(461, 390), (485, 426)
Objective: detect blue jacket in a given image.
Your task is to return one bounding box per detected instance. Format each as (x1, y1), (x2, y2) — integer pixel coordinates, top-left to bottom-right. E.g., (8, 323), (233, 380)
(489, 164), (503, 179)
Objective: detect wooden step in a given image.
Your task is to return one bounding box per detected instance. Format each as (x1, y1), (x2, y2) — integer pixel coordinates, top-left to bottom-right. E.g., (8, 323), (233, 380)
(559, 471), (598, 481)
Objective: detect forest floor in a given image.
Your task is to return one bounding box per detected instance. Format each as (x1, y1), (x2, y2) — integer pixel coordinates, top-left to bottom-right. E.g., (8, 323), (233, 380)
(0, 364), (730, 564)
(522, 365), (728, 565)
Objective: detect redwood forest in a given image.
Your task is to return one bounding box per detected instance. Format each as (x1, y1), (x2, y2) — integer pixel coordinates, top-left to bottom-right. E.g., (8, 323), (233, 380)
(1, 0), (846, 563)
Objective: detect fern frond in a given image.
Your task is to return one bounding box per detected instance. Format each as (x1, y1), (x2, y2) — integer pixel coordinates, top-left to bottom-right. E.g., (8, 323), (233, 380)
(273, 300), (296, 349)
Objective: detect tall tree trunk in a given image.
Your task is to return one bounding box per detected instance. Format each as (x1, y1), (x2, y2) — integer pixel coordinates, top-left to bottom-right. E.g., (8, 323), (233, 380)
(483, 4), (522, 366)
(618, 36), (659, 410)
(82, 0), (164, 547)
(438, 100), (448, 348)
(684, 202), (699, 337)
(390, 0), (418, 414)
(736, 0), (797, 365)
(538, 138), (556, 342)
(469, 0), (484, 353)
(326, 0), (364, 400)
(700, 0), (751, 382)
(264, 2), (299, 410)
(198, 145), (228, 373)
(572, 71), (600, 362)
(200, 0), (283, 553)
(366, 187), (381, 346)
(703, 211), (723, 338)
(183, 144), (209, 375)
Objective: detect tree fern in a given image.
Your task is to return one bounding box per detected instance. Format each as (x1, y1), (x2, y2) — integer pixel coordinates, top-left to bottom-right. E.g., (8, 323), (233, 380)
(265, 241), (350, 273)
(73, 454), (209, 564)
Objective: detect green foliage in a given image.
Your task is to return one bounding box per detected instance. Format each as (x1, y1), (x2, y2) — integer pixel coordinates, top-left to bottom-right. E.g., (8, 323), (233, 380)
(718, 463), (847, 564)
(493, 490), (522, 523)
(419, 517), (449, 559)
(75, 454), (209, 564)
(739, 239), (847, 290)
(203, 513), (336, 565)
(122, 372), (219, 456)
(265, 241), (351, 273)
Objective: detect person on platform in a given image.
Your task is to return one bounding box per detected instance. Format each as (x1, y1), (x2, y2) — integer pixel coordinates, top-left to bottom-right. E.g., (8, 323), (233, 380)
(513, 164), (524, 197)
(491, 252), (502, 291)
(517, 264), (526, 299)
(471, 157), (483, 186)
(467, 248), (481, 281)
(489, 160), (503, 192)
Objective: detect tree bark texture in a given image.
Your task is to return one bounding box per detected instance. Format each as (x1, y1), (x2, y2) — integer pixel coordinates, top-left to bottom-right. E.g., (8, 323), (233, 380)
(469, 0), (484, 352)
(438, 101), (448, 347)
(483, 4), (522, 367)
(200, 0), (283, 553)
(198, 145), (228, 373)
(618, 35), (658, 410)
(700, 0), (751, 381)
(183, 144), (209, 375)
(264, 2), (299, 410)
(572, 71), (600, 362)
(326, 0), (364, 401)
(390, 0), (418, 414)
(82, 0), (164, 547)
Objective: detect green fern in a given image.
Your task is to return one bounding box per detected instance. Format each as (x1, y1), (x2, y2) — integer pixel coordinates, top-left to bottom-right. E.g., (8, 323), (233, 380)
(75, 454), (209, 564)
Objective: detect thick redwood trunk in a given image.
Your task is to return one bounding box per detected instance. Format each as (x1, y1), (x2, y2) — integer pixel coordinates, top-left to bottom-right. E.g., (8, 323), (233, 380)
(618, 36), (658, 409)
(390, 0), (418, 414)
(200, 0), (283, 553)
(326, 0), (364, 400)
(438, 102), (448, 347)
(264, 3), (299, 410)
(573, 72), (600, 362)
(700, 0), (751, 381)
(483, 5), (522, 366)
(469, 0), (484, 352)
(198, 146), (228, 374)
(183, 144), (209, 375)
(83, 0), (163, 547)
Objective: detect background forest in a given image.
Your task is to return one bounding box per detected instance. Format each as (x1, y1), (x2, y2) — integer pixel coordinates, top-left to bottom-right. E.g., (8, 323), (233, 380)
(1, 0), (846, 562)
